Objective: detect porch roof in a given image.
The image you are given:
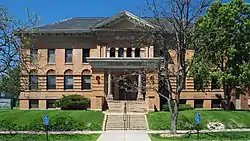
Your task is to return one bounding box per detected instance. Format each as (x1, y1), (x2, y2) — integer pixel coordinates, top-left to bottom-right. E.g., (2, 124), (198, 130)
(86, 57), (163, 70)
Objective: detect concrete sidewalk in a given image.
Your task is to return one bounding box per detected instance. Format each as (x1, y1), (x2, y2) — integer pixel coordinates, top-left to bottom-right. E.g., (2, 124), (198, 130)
(97, 131), (151, 141)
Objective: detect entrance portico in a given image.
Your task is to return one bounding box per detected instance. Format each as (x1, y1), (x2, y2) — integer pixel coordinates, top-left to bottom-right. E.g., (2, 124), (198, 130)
(87, 57), (161, 103)
(106, 71), (143, 101)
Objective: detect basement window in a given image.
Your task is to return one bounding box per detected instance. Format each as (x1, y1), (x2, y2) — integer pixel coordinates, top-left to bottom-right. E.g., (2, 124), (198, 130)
(29, 100), (39, 109)
(194, 100), (203, 108)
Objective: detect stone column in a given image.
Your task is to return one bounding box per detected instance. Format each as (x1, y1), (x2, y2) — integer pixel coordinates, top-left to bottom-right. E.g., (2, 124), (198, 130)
(104, 45), (107, 57)
(115, 48), (118, 58)
(107, 72), (113, 100)
(124, 48), (127, 57)
(132, 48), (135, 58)
(107, 48), (110, 57)
(137, 74), (143, 100)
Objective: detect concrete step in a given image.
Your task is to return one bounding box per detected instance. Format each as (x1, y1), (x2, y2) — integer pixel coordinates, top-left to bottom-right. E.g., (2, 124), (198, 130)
(104, 114), (148, 130)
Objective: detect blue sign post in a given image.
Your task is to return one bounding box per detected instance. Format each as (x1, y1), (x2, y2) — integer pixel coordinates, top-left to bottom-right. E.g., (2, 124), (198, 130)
(196, 113), (201, 124)
(43, 115), (49, 141)
(44, 115), (49, 126)
(195, 113), (201, 139)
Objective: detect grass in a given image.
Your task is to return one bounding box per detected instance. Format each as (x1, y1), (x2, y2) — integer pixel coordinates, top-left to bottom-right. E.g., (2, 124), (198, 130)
(147, 110), (250, 130)
(150, 132), (250, 141)
(0, 134), (100, 141)
(0, 110), (104, 131)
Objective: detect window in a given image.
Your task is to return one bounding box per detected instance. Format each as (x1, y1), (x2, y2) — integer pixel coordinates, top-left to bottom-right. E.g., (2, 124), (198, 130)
(194, 100), (204, 108)
(110, 48), (115, 57)
(194, 77), (203, 90)
(127, 48), (132, 57)
(30, 49), (38, 64)
(64, 69), (73, 90)
(135, 48), (140, 57)
(179, 99), (187, 104)
(47, 76), (56, 89)
(29, 100), (39, 109)
(64, 75), (73, 89)
(65, 49), (72, 63)
(176, 75), (186, 90)
(48, 49), (55, 64)
(29, 75), (38, 90)
(46, 100), (56, 109)
(118, 48), (124, 57)
(211, 77), (220, 90)
(82, 75), (91, 90)
(211, 99), (221, 108)
(82, 49), (90, 63)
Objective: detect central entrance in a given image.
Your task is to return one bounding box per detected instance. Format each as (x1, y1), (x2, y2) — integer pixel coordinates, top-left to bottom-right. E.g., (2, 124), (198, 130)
(117, 75), (138, 100)
(104, 71), (144, 101)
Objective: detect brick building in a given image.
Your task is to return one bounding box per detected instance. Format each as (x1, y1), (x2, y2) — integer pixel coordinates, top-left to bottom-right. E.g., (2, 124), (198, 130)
(19, 11), (249, 110)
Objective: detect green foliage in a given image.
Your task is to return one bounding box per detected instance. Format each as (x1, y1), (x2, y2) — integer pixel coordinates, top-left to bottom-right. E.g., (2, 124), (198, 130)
(0, 134), (100, 141)
(192, 0), (250, 86)
(162, 103), (194, 111)
(0, 68), (20, 99)
(0, 110), (103, 131)
(147, 110), (250, 130)
(55, 95), (90, 110)
(239, 63), (250, 86)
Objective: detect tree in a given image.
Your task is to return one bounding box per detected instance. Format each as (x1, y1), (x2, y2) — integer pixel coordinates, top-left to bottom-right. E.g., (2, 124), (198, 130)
(0, 68), (20, 109)
(0, 6), (38, 76)
(191, 0), (250, 110)
(143, 0), (213, 133)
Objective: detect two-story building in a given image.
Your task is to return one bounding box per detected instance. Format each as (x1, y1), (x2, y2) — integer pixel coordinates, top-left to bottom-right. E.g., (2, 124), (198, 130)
(19, 11), (249, 110)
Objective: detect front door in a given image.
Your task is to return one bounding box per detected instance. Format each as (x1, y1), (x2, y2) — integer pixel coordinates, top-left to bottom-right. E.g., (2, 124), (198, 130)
(118, 76), (137, 100)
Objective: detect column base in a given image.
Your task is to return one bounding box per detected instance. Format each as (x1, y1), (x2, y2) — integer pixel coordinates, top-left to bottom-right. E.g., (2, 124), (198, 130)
(137, 95), (144, 101)
(106, 94), (113, 100)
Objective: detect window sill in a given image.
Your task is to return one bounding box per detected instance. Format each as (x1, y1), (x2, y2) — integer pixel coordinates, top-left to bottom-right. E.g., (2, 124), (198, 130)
(81, 89), (92, 92)
(65, 63), (73, 65)
(64, 89), (74, 91)
(82, 63), (89, 65)
(47, 63), (56, 65)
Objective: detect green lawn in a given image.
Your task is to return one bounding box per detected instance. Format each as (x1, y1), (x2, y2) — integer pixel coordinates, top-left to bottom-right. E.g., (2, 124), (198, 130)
(147, 110), (250, 130)
(0, 110), (104, 131)
(0, 134), (100, 141)
(150, 132), (250, 141)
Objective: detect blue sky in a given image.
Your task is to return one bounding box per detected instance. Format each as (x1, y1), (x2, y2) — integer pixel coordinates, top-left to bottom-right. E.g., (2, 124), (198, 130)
(1, 0), (149, 26)
(2, 0), (250, 27)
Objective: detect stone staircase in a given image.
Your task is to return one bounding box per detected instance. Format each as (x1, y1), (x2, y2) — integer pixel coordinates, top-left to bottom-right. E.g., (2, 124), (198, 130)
(103, 100), (148, 130)
(107, 100), (148, 113)
(105, 113), (148, 130)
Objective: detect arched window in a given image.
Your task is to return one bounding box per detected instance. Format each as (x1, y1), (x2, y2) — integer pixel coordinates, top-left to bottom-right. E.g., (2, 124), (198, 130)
(64, 69), (73, 90)
(110, 48), (116, 57)
(135, 48), (140, 57)
(118, 48), (124, 57)
(81, 69), (91, 90)
(126, 48), (132, 57)
(29, 69), (38, 90)
(46, 69), (56, 90)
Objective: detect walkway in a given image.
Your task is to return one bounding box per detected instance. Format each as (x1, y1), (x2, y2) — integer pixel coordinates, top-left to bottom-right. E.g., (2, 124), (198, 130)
(97, 130), (151, 141)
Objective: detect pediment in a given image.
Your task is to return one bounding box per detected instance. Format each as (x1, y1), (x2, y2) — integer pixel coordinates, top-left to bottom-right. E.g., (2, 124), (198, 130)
(92, 11), (155, 30)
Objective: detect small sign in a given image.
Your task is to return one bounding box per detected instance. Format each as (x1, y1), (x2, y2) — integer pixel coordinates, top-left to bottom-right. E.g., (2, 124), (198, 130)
(43, 115), (49, 126)
(196, 113), (201, 124)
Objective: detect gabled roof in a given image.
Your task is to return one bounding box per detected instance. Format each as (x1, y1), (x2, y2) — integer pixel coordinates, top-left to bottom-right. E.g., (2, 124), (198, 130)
(34, 11), (173, 34)
(92, 11), (155, 29)
(36, 17), (105, 33)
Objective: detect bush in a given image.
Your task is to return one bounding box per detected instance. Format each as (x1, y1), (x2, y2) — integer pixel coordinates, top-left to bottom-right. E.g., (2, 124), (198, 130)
(55, 95), (90, 110)
(162, 103), (194, 111)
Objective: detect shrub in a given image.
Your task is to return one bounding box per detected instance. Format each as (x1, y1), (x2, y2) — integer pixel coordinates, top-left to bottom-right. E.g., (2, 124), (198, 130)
(55, 95), (90, 110)
(162, 103), (194, 111)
